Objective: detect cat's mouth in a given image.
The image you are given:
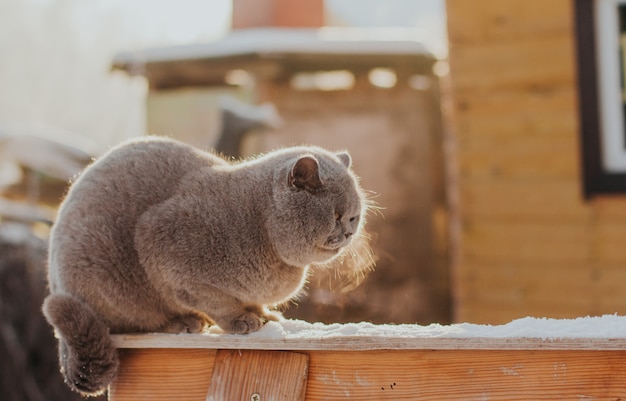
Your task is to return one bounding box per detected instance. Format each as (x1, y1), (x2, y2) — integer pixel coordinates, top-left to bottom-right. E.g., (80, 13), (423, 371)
(318, 240), (349, 254)
(316, 233), (353, 256)
(316, 244), (343, 254)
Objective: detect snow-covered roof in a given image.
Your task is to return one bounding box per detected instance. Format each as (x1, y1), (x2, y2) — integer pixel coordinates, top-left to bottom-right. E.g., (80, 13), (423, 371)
(113, 27), (433, 68)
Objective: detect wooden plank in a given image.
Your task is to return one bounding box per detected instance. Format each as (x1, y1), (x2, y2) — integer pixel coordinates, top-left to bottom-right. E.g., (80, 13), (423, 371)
(458, 264), (626, 317)
(461, 220), (591, 263)
(457, 285), (599, 321)
(460, 205), (626, 265)
(591, 196), (626, 219)
(458, 145), (580, 181)
(306, 350), (626, 400)
(453, 106), (577, 143)
(456, 261), (626, 323)
(454, 95), (577, 147)
(459, 180), (589, 221)
(109, 347), (626, 401)
(453, 86), (579, 164)
(111, 334), (626, 352)
(206, 350), (308, 401)
(590, 266), (626, 300)
(453, 85), (576, 119)
(108, 348), (216, 401)
(458, 262), (596, 303)
(447, 0), (572, 44)
(594, 222), (626, 263)
(448, 35), (575, 92)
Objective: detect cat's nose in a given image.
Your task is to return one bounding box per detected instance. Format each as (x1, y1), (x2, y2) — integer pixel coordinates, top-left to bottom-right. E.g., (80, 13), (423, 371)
(344, 232), (353, 239)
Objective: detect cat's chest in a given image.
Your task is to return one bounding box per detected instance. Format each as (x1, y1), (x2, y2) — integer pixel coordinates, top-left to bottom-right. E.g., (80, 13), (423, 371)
(247, 261), (307, 304)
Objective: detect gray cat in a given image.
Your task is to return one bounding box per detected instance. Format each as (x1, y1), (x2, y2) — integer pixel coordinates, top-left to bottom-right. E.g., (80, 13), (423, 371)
(42, 136), (370, 396)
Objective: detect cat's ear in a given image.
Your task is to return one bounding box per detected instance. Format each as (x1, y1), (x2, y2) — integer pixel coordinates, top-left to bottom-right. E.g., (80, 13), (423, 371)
(336, 152), (351, 168)
(289, 156), (322, 192)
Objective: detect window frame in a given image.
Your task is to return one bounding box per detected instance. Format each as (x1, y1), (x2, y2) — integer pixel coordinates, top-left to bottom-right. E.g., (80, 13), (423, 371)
(575, 0), (626, 197)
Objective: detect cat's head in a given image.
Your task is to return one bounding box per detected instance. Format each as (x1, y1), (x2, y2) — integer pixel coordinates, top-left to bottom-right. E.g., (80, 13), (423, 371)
(268, 147), (366, 267)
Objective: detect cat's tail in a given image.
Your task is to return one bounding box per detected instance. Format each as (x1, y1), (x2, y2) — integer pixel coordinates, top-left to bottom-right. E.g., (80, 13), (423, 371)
(42, 293), (119, 396)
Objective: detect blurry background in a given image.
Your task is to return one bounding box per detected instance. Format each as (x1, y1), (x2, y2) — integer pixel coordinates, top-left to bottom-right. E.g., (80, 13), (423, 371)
(0, 1), (448, 399)
(4, 0), (626, 400)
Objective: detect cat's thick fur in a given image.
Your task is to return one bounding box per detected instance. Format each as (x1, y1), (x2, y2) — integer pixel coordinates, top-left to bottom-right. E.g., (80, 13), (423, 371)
(42, 136), (368, 396)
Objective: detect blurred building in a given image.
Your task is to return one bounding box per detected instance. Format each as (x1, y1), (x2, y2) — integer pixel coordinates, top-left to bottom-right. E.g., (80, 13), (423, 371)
(113, 0), (450, 324)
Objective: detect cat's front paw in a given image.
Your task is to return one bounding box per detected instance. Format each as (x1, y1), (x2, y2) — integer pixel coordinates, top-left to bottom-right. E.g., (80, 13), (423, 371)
(161, 313), (212, 334)
(228, 312), (264, 334)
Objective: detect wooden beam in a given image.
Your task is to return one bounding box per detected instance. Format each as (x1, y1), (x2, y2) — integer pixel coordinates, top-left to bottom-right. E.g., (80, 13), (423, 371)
(108, 342), (626, 401)
(108, 348), (216, 401)
(112, 333), (626, 351)
(446, 0), (572, 44)
(206, 350), (308, 401)
(306, 349), (626, 400)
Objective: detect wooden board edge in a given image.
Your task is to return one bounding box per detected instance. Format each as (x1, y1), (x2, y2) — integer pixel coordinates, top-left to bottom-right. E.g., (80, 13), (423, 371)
(111, 334), (626, 351)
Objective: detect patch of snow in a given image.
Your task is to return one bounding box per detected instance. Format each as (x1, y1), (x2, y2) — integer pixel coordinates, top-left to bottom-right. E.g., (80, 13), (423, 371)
(208, 315), (626, 340)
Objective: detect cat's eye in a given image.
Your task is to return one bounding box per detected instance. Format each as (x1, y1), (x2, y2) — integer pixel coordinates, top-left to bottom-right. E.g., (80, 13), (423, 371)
(334, 212), (341, 221)
(350, 215), (358, 223)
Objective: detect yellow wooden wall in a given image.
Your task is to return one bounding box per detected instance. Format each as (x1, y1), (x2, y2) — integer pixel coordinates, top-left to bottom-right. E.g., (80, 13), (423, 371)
(446, 0), (626, 323)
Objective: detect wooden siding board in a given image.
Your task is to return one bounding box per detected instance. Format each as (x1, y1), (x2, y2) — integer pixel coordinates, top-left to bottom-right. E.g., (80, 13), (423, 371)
(456, 261), (626, 320)
(459, 180), (589, 220)
(591, 267), (626, 306)
(446, 0), (573, 44)
(449, 35), (576, 92)
(459, 263), (595, 306)
(459, 262), (594, 288)
(454, 110), (578, 144)
(591, 196), (626, 219)
(454, 86), (577, 119)
(456, 265), (592, 309)
(458, 138), (582, 181)
(594, 222), (626, 263)
(461, 220), (590, 263)
(455, 87), (584, 200)
(457, 263), (626, 321)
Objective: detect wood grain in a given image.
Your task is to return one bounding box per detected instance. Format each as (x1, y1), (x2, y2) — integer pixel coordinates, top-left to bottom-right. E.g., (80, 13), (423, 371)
(111, 333), (626, 351)
(306, 349), (626, 400)
(449, 35), (575, 92)
(459, 181), (588, 221)
(461, 220), (591, 264)
(443, 0), (621, 325)
(446, 0), (572, 43)
(206, 350), (308, 401)
(108, 346), (626, 401)
(108, 348), (216, 401)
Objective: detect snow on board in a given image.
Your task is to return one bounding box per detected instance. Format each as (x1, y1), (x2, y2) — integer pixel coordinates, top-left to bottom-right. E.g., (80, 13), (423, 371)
(221, 314), (626, 341)
(112, 315), (626, 351)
